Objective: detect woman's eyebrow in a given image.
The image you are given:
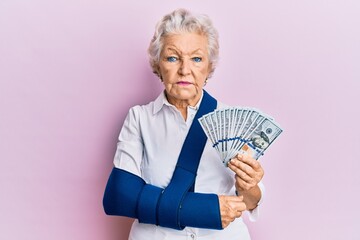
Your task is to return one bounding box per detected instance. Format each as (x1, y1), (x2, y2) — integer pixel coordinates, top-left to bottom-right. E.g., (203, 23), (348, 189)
(165, 47), (180, 54)
(191, 48), (204, 54)
(164, 47), (205, 55)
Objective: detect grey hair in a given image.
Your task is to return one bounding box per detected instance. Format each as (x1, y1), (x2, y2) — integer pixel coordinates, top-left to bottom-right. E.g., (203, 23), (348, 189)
(148, 9), (219, 78)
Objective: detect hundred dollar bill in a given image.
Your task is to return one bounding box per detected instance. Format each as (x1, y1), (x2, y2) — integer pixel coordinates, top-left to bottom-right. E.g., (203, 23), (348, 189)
(226, 117), (283, 163)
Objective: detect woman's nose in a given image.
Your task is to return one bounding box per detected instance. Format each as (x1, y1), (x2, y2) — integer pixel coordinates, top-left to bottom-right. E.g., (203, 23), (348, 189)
(178, 59), (191, 75)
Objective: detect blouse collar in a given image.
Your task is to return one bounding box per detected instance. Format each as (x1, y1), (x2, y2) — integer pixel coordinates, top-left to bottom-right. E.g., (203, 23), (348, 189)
(153, 90), (204, 115)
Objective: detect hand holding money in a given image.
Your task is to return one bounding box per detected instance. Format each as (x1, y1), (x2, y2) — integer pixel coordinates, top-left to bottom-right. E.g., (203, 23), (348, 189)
(228, 154), (264, 190)
(228, 154), (264, 210)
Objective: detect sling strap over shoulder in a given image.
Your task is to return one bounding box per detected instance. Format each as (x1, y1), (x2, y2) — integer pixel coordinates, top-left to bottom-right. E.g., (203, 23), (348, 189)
(157, 90), (217, 229)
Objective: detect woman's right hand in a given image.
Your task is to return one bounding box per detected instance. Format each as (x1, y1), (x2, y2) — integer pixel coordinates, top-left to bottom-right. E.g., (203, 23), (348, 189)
(218, 195), (247, 228)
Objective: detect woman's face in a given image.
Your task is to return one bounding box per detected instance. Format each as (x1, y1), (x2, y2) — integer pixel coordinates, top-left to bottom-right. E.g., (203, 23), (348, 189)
(158, 32), (211, 106)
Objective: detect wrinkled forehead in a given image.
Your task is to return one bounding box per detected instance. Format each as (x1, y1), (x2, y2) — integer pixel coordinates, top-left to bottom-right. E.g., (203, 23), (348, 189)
(161, 32), (209, 56)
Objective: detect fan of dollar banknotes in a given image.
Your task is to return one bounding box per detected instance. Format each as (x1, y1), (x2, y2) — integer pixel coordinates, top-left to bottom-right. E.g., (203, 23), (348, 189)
(198, 107), (283, 166)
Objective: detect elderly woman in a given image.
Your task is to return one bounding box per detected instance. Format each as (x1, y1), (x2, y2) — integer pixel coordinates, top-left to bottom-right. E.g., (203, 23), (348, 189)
(103, 9), (265, 240)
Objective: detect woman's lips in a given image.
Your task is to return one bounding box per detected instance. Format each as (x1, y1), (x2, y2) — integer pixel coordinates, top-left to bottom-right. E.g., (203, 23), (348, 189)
(177, 81), (192, 86)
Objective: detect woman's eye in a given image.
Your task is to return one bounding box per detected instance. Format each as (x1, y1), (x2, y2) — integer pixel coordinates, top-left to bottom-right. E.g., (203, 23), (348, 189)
(166, 56), (178, 62)
(192, 57), (202, 62)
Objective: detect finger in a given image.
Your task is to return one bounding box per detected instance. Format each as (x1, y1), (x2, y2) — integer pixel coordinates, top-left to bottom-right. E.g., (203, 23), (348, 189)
(231, 201), (247, 212)
(229, 159), (256, 179)
(225, 196), (247, 209)
(234, 210), (243, 218)
(235, 176), (256, 190)
(219, 194), (243, 200)
(233, 156), (264, 182)
(228, 163), (253, 182)
(222, 221), (230, 229)
(237, 154), (261, 170)
(223, 195), (244, 202)
(235, 175), (256, 186)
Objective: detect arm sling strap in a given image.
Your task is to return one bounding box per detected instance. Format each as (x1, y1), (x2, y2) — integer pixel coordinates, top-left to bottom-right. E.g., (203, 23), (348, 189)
(103, 90), (222, 230)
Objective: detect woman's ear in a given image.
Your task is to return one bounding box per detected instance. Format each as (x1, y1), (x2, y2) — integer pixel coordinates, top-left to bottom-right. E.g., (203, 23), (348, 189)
(208, 62), (213, 77)
(154, 65), (162, 81)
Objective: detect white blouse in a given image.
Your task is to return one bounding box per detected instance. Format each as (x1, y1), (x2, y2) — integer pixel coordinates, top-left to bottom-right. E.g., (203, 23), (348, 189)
(113, 90), (264, 240)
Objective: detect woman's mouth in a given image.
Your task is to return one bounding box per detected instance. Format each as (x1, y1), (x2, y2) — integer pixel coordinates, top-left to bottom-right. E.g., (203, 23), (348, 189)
(177, 81), (192, 86)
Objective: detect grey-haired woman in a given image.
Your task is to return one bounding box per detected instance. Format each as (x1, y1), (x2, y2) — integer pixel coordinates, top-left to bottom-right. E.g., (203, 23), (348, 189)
(103, 9), (264, 240)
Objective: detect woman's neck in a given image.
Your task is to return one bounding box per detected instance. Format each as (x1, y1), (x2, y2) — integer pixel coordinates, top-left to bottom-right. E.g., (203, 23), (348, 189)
(165, 92), (201, 120)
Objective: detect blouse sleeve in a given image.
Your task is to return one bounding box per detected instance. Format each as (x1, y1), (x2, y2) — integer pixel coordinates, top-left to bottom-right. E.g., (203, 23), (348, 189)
(247, 180), (265, 222)
(113, 106), (143, 176)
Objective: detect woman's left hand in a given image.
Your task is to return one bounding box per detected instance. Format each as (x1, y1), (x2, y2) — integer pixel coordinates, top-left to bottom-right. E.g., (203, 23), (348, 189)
(228, 154), (264, 192)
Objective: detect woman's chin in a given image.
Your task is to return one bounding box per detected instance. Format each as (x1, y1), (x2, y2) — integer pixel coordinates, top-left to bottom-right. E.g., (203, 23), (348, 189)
(167, 89), (202, 105)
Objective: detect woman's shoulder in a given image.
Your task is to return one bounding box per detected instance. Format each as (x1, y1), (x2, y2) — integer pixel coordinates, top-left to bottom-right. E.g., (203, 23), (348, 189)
(127, 102), (153, 117)
(127, 92), (165, 117)
(216, 101), (230, 109)
(127, 97), (159, 119)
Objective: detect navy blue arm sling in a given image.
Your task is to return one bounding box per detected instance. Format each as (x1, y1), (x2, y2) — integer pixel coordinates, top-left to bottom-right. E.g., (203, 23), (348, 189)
(103, 91), (222, 230)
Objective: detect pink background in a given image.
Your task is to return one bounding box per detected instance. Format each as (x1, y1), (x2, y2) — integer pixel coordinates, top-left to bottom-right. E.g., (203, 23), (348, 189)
(1, 0), (359, 239)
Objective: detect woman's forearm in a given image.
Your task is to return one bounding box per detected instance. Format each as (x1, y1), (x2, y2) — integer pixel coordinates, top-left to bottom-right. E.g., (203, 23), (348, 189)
(237, 184), (261, 211)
